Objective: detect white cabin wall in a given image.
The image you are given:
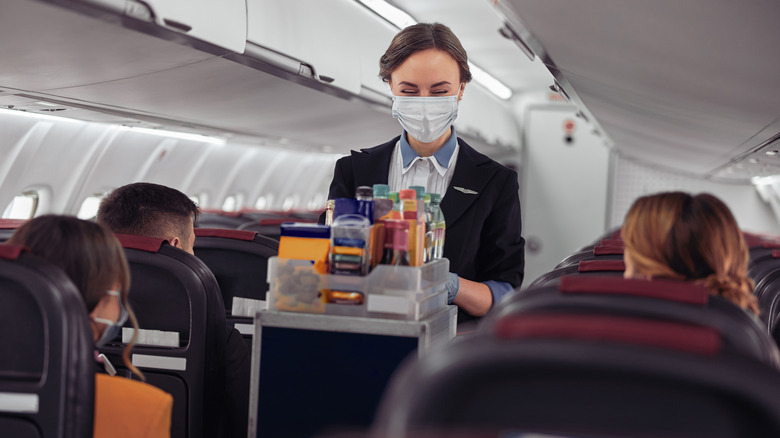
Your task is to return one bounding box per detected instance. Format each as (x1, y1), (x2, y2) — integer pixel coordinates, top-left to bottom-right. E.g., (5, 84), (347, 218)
(609, 156), (780, 234)
(0, 108), (340, 217)
(0, 109), (110, 215)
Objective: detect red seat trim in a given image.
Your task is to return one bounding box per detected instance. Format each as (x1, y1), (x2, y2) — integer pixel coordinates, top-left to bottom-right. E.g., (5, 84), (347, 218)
(593, 245), (624, 255)
(578, 260), (626, 272)
(559, 276), (709, 305)
(599, 238), (624, 247)
(115, 234), (167, 252)
(195, 228), (257, 241)
(495, 314), (721, 356)
(0, 244), (26, 260)
(0, 219), (28, 229)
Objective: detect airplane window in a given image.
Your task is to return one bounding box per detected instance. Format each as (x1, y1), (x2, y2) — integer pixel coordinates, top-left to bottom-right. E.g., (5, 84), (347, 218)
(255, 195), (272, 210)
(307, 194), (325, 210)
(77, 194), (104, 220)
(2, 191), (39, 219)
(222, 196), (237, 212)
(282, 195), (299, 212)
(222, 194), (244, 212)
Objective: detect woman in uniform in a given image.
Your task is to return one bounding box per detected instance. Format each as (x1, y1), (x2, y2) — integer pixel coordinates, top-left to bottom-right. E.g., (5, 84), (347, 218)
(325, 23), (525, 324)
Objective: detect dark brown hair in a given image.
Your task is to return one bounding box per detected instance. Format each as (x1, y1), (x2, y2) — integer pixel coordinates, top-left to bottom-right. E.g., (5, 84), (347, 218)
(97, 182), (198, 247)
(622, 192), (758, 314)
(9, 215), (144, 378)
(379, 22), (472, 84)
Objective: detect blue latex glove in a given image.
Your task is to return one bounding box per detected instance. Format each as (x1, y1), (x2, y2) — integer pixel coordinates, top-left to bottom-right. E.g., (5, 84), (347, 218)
(446, 272), (459, 304)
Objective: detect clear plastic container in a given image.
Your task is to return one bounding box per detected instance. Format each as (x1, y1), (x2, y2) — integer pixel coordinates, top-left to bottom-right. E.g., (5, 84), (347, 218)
(267, 256), (449, 320)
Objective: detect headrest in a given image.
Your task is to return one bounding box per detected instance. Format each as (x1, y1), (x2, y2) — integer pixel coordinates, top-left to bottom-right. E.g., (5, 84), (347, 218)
(195, 228), (257, 241)
(0, 244), (26, 260)
(494, 314), (721, 356)
(0, 219), (28, 229)
(578, 260), (626, 272)
(599, 238), (624, 247)
(115, 234), (167, 252)
(559, 276), (709, 305)
(593, 245), (624, 255)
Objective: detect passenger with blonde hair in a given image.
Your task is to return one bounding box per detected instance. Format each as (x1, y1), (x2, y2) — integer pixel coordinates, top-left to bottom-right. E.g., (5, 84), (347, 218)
(8, 215), (172, 438)
(621, 192), (758, 314)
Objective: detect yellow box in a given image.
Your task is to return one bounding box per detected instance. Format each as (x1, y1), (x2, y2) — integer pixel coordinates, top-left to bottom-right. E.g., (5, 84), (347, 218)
(278, 236), (330, 274)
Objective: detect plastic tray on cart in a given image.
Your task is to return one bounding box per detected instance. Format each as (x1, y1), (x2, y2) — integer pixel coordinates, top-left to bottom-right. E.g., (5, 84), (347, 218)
(267, 256), (449, 320)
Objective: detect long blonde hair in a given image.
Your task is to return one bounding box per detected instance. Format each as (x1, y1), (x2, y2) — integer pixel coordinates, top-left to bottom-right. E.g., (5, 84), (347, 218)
(622, 192), (758, 314)
(9, 215), (145, 379)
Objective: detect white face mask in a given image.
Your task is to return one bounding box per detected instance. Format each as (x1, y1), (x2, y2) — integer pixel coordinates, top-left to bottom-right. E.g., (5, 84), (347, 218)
(392, 95), (459, 143)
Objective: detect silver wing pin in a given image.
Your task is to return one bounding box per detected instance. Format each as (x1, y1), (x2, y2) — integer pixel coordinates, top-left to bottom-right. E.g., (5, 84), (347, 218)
(453, 186), (478, 195)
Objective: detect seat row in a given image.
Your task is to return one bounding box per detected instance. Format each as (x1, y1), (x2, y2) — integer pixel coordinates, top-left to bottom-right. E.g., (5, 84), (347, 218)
(0, 222), (278, 438)
(370, 229), (780, 438)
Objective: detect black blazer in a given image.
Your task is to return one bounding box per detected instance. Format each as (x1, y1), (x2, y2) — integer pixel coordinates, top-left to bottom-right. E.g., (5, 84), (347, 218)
(326, 136), (525, 311)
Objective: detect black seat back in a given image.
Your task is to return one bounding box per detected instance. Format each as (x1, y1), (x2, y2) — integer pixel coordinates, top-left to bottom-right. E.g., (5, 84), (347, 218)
(193, 228), (278, 338)
(555, 243), (624, 269)
(195, 211), (255, 229)
(484, 275), (780, 367)
(375, 312), (780, 438)
(528, 259), (625, 288)
(0, 245), (94, 438)
(99, 235), (226, 438)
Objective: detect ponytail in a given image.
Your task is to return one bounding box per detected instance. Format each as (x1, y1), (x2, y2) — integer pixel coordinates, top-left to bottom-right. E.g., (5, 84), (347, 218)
(700, 274), (759, 315)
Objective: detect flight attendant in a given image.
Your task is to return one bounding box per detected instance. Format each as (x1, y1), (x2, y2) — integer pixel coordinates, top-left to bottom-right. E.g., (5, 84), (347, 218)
(326, 22), (525, 324)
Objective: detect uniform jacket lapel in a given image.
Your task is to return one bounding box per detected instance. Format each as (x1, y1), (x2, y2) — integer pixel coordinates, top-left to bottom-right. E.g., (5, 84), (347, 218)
(351, 136), (397, 186)
(441, 139), (498, 228)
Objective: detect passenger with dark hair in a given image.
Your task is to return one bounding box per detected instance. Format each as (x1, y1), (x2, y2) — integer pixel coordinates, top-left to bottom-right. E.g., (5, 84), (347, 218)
(326, 23), (525, 323)
(98, 182), (251, 438)
(8, 215), (173, 438)
(98, 182), (199, 254)
(622, 191), (759, 314)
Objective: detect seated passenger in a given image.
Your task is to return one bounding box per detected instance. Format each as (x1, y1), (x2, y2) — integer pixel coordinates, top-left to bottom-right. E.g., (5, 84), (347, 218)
(97, 182), (250, 438)
(8, 215), (172, 438)
(622, 191), (759, 314)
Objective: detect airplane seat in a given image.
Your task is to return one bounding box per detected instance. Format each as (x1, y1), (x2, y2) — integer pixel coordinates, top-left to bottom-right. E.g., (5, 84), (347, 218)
(554, 243), (625, 269)
(745, 267), (780, 345)
(0, 219), (27, 243)
(98, 234), (227, 438)
(192, 228), (279, 341)
(236, 218), (285, 240)
(585, 227), (622, 247)
(373, 312), (780, 438)
(237, 217), (317, 240)
(481, 275), (780, 368)
(0, 245), (94, 438)
(527, 259), (625, 288)
(194, 211), (255, 229)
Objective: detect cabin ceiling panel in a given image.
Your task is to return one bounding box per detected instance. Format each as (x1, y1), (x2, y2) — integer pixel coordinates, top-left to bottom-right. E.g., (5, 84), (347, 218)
(496, 0), (780, 178)
(0, 0), (218, 92)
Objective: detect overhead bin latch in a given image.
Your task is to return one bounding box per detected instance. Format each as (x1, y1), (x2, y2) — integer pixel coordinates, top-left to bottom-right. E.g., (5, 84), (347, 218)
(123, 0), (154, 21)
(498, 23), (535, 61)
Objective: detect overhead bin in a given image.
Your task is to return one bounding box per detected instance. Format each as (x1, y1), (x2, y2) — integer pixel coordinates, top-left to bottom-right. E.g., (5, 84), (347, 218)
(247, 0), (394, 97)
(86, 0), (247, 53)
(456, 84), (520, 150)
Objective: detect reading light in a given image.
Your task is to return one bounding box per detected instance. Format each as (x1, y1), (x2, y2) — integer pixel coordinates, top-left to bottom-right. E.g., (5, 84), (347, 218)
(751, 175), (780, 186)
(356, 0), (416, 29)
(355, 0), (513, 100)
(119, 126), (226, 145)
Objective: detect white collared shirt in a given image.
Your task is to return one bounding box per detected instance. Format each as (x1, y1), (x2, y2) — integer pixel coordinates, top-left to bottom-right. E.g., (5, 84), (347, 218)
(388, 139), (459, 198)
